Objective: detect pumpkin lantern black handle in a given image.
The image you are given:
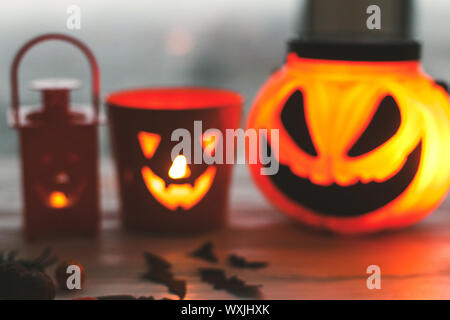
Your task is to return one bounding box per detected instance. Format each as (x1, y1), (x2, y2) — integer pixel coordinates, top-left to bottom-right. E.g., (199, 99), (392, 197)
(434, 80), (449, 94)
(10, 33), (100, 127)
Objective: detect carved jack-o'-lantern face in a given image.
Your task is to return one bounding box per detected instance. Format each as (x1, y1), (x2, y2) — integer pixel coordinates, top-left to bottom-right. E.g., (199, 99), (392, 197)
(247, 55), (450, 234)
(107, 87), (242, 233)
(35, 149), (87, 209)
(138, 131), (217, 210)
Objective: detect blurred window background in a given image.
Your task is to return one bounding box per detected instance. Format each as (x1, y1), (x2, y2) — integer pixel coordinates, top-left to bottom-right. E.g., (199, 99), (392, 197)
(0, 0), (448, 156)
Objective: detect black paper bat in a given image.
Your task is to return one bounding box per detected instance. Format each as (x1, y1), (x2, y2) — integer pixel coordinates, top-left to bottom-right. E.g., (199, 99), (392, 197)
(199, 268), (262, 298)
(228, 254), (268, 269)
(189, 241), (218, 263)
(142, 252), (186, 300)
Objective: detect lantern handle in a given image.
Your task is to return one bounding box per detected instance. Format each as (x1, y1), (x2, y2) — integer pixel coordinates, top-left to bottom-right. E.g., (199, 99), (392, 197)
(10, 33), (100, 127)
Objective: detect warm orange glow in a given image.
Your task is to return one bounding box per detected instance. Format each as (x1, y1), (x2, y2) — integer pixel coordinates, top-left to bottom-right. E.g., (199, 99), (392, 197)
(202, 132), (218, 156)
(138, 131), (161, 159)
(169, 155), (191, 179)
(137, 131), (217, 210)
(141, 165), (216, 210)
(49, 191), (68, 209)
(247, 53), (450, 234)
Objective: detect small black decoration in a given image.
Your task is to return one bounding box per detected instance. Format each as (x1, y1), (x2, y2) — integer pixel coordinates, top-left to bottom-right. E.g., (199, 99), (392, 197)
(0, 249), (57, 300)
(142, 252), (186, 299)
(199, 268), (262, 298)
(228, 254), (268, 269)
(190, 241), (218, 263)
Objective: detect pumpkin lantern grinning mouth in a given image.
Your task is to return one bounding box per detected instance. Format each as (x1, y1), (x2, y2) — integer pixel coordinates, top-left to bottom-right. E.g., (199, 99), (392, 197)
(266, 140), (422, 217)
(141, 165), (216, 211)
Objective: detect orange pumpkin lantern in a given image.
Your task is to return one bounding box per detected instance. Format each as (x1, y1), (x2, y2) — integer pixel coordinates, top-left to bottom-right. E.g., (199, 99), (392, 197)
(247, 42), (450, 234)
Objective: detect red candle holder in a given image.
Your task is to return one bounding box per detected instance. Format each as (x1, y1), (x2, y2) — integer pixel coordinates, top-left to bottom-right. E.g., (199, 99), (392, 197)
(10, 34), (100, 240)
(107, 88), (242, 233)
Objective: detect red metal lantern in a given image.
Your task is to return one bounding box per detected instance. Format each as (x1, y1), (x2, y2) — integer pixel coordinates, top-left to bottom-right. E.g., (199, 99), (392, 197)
(9, 34), (100, 240)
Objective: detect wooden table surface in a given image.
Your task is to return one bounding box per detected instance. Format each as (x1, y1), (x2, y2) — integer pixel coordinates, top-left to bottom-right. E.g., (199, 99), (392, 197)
(1, 157), (449, 300)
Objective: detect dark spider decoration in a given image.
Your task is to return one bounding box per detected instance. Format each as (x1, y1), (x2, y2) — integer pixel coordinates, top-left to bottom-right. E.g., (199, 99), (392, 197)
(0, 248), (57, 300)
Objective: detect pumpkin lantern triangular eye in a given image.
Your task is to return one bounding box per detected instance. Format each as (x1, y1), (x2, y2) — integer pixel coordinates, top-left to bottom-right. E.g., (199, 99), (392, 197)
(347, 95), (401, 157)
(138, 131), (161, 159)
(280, 90), (318, 157)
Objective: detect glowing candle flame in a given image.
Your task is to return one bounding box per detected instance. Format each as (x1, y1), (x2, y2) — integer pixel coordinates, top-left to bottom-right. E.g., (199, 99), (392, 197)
(202, 132), (217, 156)
(49, 191), (68, 209)
(168, 155), (191, 179)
